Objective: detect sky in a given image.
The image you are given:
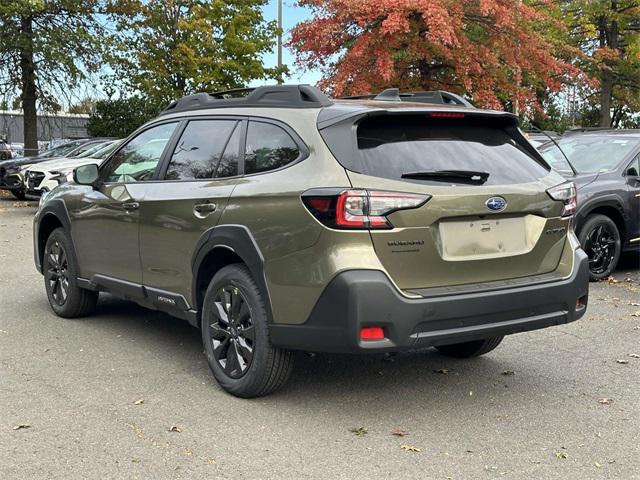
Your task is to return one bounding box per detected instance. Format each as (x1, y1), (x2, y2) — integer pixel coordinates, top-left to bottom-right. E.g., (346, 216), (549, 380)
(250, 0), (323, 87)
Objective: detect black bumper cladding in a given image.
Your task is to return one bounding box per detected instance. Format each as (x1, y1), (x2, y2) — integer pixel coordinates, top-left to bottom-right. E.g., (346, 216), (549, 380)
(269, 249), (590, 354)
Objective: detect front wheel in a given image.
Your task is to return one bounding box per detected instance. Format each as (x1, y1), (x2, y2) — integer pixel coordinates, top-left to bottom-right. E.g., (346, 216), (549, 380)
(201, 264), (294, 398)
(43, 228), (98, 318)
(435, 336), (504, 358)
(578, 214), (621, 281)
(11, 189), (26, 200)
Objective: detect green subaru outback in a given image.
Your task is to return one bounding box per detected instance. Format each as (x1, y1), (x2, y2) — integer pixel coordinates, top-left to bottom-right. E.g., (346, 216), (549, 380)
(34, 85), (589, 397)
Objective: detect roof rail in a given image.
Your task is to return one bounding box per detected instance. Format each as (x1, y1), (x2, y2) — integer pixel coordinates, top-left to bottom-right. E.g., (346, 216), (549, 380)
(339, 89), (474, 108)
(161, 84), (333, 115)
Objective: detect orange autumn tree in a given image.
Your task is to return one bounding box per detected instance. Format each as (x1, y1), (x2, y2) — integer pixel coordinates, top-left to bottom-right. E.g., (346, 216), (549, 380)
(289, 0), (584, 110)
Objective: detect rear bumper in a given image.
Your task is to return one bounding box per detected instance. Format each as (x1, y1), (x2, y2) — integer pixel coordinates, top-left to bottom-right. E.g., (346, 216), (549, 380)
(269, 248), (589, 353)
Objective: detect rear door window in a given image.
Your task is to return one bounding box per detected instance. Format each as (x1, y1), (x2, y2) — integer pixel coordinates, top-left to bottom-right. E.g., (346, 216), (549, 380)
(353, 115), (549, 185)
(165, 120), (238, 180)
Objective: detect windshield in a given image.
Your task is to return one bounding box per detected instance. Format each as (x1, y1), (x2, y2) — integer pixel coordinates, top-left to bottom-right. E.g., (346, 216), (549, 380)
(539, 135), (640, 174)
(38, 142), (82, 158)
(91, 140), (121, 160)
(75, 141), (112, 158)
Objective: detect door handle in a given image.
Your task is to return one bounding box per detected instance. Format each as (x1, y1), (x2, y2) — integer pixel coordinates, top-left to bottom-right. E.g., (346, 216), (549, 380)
(194, 202), (217, 215)
(122, 202), (140, 211)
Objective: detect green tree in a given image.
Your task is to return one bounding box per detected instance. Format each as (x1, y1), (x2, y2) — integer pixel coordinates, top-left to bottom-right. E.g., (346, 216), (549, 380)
(86, 96), (163, 138)
(69, 98), (98, 115)
(0, 1), (106, 155)
(563, 0), (640, 126)
(109, 0), (285, 106)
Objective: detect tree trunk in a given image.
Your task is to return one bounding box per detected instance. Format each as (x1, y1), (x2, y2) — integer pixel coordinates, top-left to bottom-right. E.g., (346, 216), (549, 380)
(600, 70), (613, 127)
(19, 15), (38, 156)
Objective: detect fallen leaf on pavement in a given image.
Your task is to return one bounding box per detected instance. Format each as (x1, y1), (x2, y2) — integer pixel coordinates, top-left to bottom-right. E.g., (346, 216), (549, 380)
(556, 452), (568, 459)
(168, 426), (182, 433)
(598, 398), (613, 405)
(133, 399), (144, 405)
(391, 429), (409, 437)
(502, 370), (516, 376)
(13, 424), (30, 430)
(630, 302), (640, 307)
(350, 427), (368, 436)
(616, 359), (629, 364)
(632, 312), (640, 317)
(433, 368), (449, 374)
(594, 462), (602, 468)
(628, 353), (640, 358)
(605, 276), (619, 283)
(400, 444), (421, 452)
(206, 457), (217, 465)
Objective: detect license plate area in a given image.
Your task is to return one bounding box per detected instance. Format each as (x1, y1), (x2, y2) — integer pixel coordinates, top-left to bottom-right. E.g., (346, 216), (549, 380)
(439, 215), (543, 261)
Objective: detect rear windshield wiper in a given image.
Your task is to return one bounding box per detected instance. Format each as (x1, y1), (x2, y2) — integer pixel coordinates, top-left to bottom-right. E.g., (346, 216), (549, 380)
(401, 170), (490, 184)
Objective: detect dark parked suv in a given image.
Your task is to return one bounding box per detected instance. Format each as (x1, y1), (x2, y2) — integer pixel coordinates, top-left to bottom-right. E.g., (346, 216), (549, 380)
(34, 85), (589, 397)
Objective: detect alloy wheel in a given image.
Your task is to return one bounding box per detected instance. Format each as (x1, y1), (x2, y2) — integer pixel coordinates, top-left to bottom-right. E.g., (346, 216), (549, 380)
(208, 286), (255, 379)
(585, 223), (618, 276)
(46, 241), (69, 306)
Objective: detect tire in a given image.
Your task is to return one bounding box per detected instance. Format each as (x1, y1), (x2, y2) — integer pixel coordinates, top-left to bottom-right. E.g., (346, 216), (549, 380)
(435, 336), (504, 358)
(43, 228), (98, 318)
(11, 190), (26, 200)
(578, 214), (621, 281)
(201, 264), (294, 398)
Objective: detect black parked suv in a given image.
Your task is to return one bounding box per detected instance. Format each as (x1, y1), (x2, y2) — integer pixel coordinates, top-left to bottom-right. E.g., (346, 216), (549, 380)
(539, 130), (640, 280)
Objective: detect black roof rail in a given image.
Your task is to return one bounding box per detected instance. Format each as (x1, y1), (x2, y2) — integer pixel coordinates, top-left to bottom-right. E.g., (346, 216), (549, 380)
(338, 89), (474, 107)
(161, 84), (333, 115)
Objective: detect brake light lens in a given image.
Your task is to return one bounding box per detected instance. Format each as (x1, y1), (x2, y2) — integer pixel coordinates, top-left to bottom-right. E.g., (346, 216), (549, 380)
(302, 189), (431, 229)
(429, 112), (465, 119)
(547, 182), (577, 216)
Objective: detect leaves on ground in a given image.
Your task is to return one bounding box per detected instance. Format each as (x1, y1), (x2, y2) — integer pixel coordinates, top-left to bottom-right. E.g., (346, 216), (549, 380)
(391, 428), (409, 437)
(555, 452), (568, 459)
(433, 368), (449, 374)
(133, 399), (144, 405)
(631, 311), (640, 317)
(13, 424), (30, 430)
(598, 398), (613, 405)
(594, 462), (602, 468)
(400, 444), (421, 452)
(168, 425), (182, 433)
(350, 427), (368, 436)
(628, 353), (640, 358)
(502, 370), (516, 376)
(616, 359), (629, 364)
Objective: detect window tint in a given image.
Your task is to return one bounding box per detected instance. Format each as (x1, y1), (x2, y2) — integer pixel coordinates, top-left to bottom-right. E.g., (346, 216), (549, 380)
(104, 123), (177, 183)
(245, 122), (299, 174)
(166, 120), (238, 180)
(354, 115), (548, 185)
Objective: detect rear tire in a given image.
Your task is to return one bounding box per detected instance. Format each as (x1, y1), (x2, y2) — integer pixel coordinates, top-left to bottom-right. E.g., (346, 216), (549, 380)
(11, 190), (26, 200)
(435, 336), (504, 358)
(578, 214), (621, 281)
(43, 228), (98, 318)
(201, 264), (294, 398)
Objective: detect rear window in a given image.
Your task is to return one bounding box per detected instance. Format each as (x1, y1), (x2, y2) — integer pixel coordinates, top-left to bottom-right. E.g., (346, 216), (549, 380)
(342, 115), (549, 185)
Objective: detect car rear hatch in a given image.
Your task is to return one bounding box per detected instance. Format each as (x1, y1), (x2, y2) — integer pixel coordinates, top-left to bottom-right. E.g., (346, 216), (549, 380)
(317, 108), (574, 291)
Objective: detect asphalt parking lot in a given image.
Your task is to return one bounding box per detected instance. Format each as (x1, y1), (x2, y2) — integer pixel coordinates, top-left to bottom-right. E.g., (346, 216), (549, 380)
(1, 194), (639, 480)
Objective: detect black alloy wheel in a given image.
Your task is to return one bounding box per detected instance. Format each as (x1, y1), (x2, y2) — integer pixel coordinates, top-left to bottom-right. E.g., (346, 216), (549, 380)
(208, 286), (255, 379)
(46, 240), (70, 306)
(579, 214), (621, 281)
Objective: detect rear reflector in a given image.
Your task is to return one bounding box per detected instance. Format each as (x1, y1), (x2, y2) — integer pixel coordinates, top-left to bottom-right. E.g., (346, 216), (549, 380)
(360, 326), (385, 341)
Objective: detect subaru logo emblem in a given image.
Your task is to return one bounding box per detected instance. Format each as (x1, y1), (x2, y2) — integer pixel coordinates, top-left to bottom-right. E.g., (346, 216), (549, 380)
(485, 196), (506, 212)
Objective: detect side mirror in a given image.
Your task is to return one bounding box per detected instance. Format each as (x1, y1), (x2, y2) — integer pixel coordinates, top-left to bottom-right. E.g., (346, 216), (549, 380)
(73, 163), (99, 186)
(626, 167), (639, 177)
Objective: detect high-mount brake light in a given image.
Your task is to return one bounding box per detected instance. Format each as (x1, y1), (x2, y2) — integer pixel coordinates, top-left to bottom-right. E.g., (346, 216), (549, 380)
(302, 189), (431, 230)
(429, 112), (465, 118)
(546, 182), (577, 217)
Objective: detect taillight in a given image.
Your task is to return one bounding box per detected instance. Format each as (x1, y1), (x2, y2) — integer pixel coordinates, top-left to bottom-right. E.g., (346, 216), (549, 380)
(302, 189), (431, 229)
(429, 112), (465, 119)
(547, 182), (577, 217)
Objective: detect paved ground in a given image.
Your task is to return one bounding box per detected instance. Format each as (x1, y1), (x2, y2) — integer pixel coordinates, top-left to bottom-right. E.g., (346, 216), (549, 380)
(1, 195), (639, 480)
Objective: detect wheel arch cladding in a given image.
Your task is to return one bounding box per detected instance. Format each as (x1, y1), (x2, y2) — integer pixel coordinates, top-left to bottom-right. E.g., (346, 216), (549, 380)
(192, 225), (273, 325)
(581, 203), (626, 241)
(36, 200), (76, 273)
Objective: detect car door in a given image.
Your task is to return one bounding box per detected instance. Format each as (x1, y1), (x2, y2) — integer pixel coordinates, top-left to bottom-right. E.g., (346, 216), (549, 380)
(71, 121), (179, 289)
(624, 152), (640, 245)
(138, 117), (243, 305)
